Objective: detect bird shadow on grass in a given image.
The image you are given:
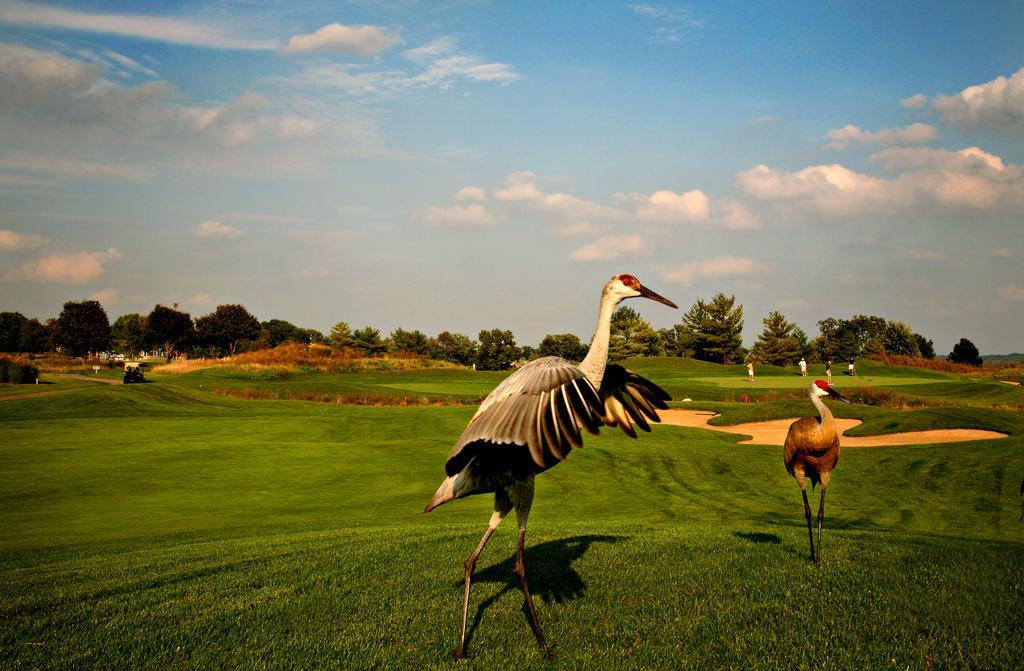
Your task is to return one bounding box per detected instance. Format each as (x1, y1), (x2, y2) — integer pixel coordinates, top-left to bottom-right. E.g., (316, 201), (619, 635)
(460, 534), (625, 652)
(733, 531), (781, 544)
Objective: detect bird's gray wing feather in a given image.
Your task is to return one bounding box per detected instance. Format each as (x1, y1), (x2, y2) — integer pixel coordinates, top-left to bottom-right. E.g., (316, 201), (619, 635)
(598, 364), (672, 438)
(445, 357), (603, 475)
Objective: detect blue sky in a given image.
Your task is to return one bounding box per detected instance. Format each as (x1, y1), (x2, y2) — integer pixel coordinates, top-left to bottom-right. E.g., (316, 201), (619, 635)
(0, 0), (1022, 353)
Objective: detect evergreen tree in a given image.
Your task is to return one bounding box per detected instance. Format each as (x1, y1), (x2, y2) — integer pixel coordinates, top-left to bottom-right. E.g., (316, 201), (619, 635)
(658, 324), (692, 357)
(678, 293), (744, 363)
(351, 326), (387, 355)
(328, 322), (353, 350)
(751, 311), (802, 365)
(389, 328), (430, 355)
(609, 306), (662, 360)
(915, 333), (935, 359)
(947, 338), (983, 366)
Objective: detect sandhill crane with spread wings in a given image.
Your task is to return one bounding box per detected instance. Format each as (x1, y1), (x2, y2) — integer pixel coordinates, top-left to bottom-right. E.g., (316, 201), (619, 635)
(784, 379), (850, 564)
(424, 274), (677, 660)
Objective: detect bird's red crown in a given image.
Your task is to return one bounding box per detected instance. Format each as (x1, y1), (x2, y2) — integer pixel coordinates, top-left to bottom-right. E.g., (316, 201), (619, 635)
(617, 274), (640, 289)
(814, 380), (830, 390)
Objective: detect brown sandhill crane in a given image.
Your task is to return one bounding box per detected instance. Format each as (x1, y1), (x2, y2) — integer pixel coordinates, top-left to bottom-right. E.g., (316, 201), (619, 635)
(424, 274), (677, 659)
(784, 379), (850, 564)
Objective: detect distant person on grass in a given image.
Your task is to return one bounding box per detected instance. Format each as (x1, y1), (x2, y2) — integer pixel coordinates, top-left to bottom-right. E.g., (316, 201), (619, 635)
(848, 358), (856, 376)
(799, 358), (807, 376)
(747, 361), (755, 383)
(826, 360), (832, 384)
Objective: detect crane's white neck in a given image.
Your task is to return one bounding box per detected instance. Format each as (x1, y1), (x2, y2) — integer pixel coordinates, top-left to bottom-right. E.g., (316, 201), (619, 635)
(578, 287), (620, 388)
(810, 388), (835, 433)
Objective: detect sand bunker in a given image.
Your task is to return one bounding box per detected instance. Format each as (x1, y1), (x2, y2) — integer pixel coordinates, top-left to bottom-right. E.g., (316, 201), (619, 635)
(659, 409), (1008, 447)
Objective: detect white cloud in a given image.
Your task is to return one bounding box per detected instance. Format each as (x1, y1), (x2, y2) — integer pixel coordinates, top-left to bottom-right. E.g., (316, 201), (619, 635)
(2, 247), (122, 283)
(404, 37), (522, 87)
(737, 146), (1024, 216)
(493, 171), (623, 220)
(103, 50), (157, 78)
(736, 163), (899, 216)
(628, 3), (707, 43)
(195, 220), (241, 239)
(633, 189), (711, 223)
(569, 235), (647, 262)
(89, 287), (119, 305)
(0, 154), (148, 180)
(825, 122), (937, 150)
(900, 93), (928, 109)
(933, 66), (1024, 131)
(0, 0), (277, 50)
(424, 203), (497, 227)
(998, 284), (1024, 301)
(719, 200), (762, 230)
(181, 292), (215, 308)
(453, 186), (486, 202)
(661, 255), (766, 286)
(0, 229), (46, 250)
(282, 23), (402, 56)
(993, 248), (1013, 258)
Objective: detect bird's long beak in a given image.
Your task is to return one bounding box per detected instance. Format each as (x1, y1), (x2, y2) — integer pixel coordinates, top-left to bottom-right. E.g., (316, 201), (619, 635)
(638, 284), (678, 309)
(828, 387), (850, 403)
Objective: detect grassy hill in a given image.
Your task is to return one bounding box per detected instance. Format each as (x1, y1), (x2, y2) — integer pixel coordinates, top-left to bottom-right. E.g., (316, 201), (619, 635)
(1, 358), (1022, 669)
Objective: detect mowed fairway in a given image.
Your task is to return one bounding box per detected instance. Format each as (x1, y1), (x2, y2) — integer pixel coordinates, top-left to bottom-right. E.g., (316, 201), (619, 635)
(2, 361), (1023, 669)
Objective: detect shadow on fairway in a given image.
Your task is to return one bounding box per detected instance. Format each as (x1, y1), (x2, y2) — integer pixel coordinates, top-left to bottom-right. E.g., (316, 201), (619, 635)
(733, 530), (781, 544)
(461, 534), (625, 651)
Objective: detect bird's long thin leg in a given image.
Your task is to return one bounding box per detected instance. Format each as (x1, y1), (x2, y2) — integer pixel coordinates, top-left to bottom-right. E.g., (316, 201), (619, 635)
(456, 495), (510, 660)
(509, 477), (553, 659)
(816, 487), (827, 565)
(514, 525), (553, 659)
(801, 488), (816, 563)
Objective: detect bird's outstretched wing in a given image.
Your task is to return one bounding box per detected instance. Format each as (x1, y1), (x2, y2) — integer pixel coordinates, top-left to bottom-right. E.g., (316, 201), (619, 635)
(445, 357), (604, 475)
(597, 363), (672, 438)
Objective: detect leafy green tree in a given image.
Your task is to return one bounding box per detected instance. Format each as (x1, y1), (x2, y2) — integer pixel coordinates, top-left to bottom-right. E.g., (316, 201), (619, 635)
(750, 311), (802, 366)
(111, 313), (146, 355)
(389, 328), (430, 355)
(815, 317), (861, 361)
(328, 322), (353, 350)
(915, 333), (935, 359)
(143, 305), (195, 358)
(537, 333), (588, 361)
(609, 306), (662, 360)
(476, 328), (518, 371)
(883, 321), (921, 357)
(262, 319), (306, 347)
(302, 328), (326, 345)
(848, 315), (887, 355)
(54, 300), (111, 357)
(429, 331), (478, 365)
(678, 293), (744, 363)
(18, 318), (50, 353)
(792, 326), (814, 361)
(352, 326), (387, 355)
(195, 304), (261, 356)
(0, 311), (27, 352)
(948, 338), (983, 366)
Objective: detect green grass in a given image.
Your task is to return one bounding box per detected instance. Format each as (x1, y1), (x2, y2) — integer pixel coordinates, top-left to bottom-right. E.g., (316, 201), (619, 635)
(1, 360), (1023, 669)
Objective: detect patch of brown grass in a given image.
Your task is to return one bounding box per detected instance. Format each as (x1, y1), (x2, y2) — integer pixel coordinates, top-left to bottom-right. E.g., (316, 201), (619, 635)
(868, 354), (981, 374)
(844, 386), (950, 410)
(211, 386), (477, 406)
(156, 343), (466, 375)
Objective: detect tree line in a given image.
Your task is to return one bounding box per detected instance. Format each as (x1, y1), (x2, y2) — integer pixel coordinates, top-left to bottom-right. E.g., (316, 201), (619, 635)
(0, 293), (986, 370)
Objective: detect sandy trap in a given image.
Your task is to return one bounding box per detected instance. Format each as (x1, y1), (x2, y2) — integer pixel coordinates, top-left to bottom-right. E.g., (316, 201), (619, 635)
(659, 409), (1008, 447)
